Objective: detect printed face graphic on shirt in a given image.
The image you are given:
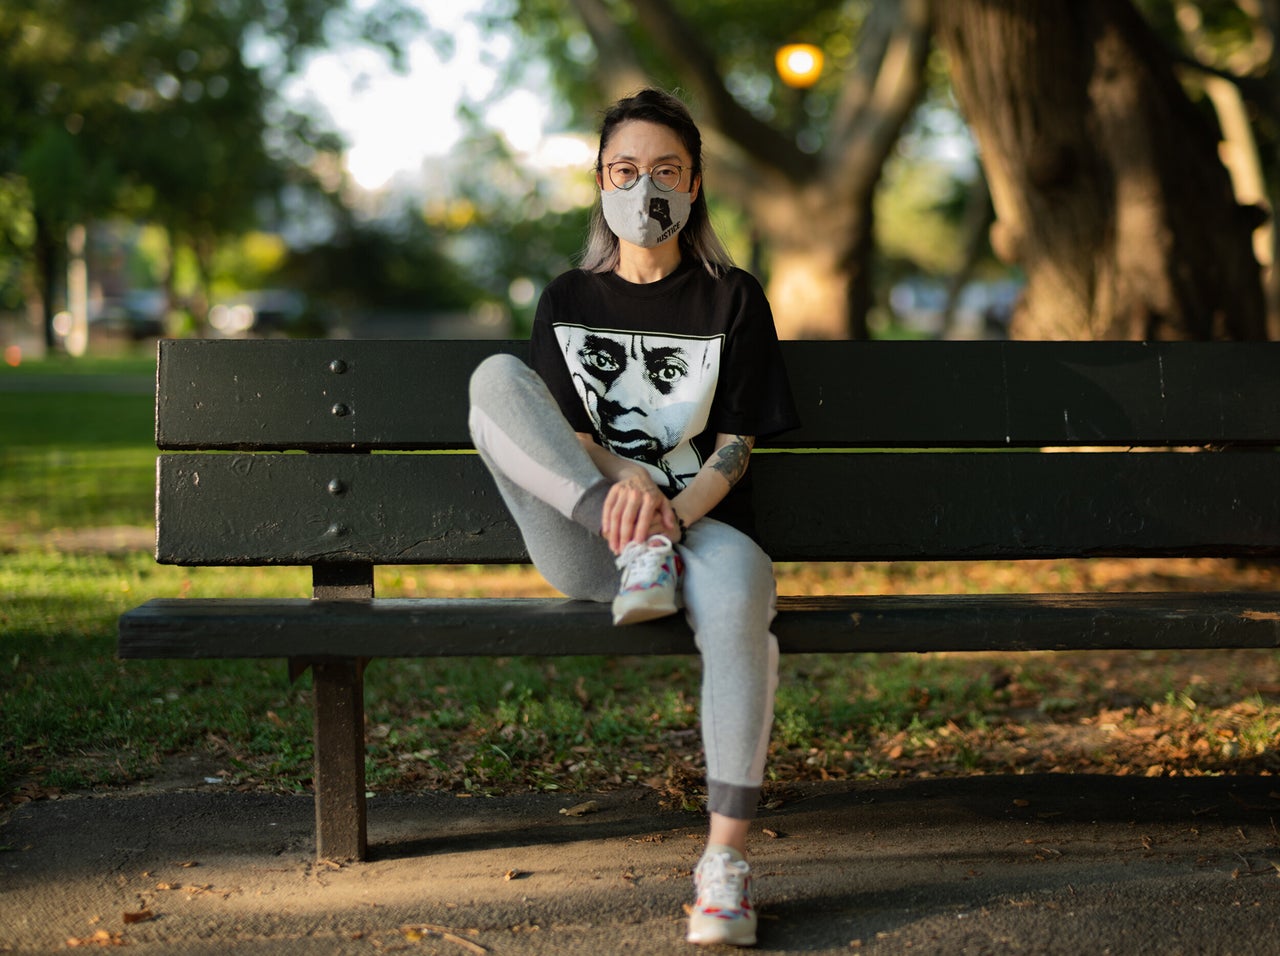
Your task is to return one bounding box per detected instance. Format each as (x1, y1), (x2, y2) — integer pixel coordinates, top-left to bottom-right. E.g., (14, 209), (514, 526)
(554, 325), (722, 492)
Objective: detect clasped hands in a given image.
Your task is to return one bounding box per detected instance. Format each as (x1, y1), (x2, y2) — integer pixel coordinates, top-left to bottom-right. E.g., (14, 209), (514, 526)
(601, 470), (682, 555)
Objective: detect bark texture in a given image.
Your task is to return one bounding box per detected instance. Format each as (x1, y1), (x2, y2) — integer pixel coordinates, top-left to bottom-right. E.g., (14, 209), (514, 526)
(936, 0), (1268, 340)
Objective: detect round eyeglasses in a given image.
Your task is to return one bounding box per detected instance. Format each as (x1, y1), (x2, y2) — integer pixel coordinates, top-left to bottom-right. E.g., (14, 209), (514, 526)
(603, 161), (685, 192)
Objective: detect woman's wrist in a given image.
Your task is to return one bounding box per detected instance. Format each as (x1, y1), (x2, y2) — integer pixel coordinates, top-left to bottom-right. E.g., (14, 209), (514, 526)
(672, 508), (688, 540)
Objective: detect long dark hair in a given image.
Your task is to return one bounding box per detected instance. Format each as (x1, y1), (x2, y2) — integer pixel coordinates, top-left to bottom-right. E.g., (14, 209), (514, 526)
(580, 88), (734, 277)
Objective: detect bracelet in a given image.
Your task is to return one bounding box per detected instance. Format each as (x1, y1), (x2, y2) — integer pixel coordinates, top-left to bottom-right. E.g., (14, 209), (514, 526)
(674, 510), (688, 538)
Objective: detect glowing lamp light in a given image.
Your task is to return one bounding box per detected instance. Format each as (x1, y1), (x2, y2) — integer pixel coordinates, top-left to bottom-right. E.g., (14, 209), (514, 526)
(775, 43), (824, 89)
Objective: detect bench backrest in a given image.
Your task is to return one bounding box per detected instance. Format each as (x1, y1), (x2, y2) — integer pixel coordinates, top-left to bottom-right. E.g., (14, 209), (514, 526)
(154, 339), (1280, 567)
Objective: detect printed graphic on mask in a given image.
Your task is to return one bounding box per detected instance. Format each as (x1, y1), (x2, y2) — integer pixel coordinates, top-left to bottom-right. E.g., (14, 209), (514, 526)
(554, 324), (722, 492)
(600, 179), (692, 248)
(647, 198), (673, 232)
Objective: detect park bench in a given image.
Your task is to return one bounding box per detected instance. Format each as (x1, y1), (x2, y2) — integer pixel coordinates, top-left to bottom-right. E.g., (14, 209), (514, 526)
(118, 337), (1280, 862)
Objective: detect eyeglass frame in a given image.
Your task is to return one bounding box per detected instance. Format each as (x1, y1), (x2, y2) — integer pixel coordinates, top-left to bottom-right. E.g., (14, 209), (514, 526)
(600, 161), (687, 193)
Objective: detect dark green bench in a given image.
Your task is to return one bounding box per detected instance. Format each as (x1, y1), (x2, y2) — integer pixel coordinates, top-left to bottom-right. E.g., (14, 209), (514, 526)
(118, 338), (1280, 861)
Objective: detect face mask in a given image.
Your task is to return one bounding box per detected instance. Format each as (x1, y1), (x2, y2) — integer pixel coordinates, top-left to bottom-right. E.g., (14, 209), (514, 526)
(600, 176), (692, 248)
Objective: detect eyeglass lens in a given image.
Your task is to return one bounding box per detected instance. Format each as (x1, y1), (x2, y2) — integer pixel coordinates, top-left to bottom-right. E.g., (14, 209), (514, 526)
(608, 162), (682, 191)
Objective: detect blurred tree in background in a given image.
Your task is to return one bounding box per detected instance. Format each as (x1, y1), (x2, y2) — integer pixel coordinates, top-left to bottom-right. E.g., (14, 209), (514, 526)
(2, 0), (1277, 347)
(0, 0), (423, 347)
(485, 0), (1276, 340)
(937, 0), (1269, 339)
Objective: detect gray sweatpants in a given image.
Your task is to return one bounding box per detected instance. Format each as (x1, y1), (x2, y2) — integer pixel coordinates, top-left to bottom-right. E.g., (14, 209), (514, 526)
(468, 353), (780, 820)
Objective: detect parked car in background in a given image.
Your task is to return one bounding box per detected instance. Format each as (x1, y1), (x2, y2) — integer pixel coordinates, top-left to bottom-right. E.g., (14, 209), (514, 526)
(888, 277), (1022, 339)
(209, 289), (318, 337)
(89, 289), (168, 339)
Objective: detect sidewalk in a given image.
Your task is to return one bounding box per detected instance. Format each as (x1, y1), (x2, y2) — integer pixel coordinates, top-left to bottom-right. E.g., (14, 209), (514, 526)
(3, 774), (1279, 954)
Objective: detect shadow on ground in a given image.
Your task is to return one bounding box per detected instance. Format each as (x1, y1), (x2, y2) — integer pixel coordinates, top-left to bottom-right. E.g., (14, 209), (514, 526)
(3, 775), (1279, 954)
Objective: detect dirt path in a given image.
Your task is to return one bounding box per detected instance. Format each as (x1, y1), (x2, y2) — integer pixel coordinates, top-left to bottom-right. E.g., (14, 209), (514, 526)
(4, 775), (1279, 954)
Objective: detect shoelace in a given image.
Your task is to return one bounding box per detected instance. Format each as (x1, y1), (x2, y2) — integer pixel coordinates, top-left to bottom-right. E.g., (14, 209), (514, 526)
(615, 535), (673, 586)
(695, 852), (750, 912)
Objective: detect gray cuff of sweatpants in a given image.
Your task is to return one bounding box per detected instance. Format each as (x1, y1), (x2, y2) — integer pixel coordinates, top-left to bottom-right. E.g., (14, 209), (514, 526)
(570, 477), (612, 535)
(707, 780), (760, 821)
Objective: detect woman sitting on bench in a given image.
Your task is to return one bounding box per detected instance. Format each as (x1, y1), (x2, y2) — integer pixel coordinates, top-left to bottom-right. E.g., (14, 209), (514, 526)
(468, 88), (799, 946)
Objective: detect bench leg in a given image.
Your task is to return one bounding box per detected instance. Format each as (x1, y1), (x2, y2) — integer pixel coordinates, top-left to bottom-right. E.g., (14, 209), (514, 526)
(310, 658), (368, 862)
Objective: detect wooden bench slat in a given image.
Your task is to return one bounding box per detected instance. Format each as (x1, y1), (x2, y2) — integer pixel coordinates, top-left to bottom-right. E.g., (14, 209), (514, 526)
(118, 592), (1280, 658)
(156, 450), (1280, 565)
(155, 339), (1280, 451)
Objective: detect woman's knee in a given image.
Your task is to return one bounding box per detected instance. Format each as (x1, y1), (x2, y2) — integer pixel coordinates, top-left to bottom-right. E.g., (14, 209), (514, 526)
(681, 535), (777, 640)
(469, 352), (528, 407)
(685, 532), (774, 601)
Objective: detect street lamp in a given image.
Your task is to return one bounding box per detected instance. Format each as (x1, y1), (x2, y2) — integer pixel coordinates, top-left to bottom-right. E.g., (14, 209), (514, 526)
(775, 43), (824, 89)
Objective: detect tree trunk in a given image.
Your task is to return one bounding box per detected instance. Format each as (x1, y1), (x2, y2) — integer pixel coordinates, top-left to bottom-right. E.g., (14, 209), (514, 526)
(33, 212), (61, 352)
(749, 176), (872, 339)
(1259, 0), (1280, 340)
(935, 0), (1268, 341)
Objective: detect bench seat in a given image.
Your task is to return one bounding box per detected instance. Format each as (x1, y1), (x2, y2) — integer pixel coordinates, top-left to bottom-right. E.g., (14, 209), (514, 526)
(120, 592), (1280, 658)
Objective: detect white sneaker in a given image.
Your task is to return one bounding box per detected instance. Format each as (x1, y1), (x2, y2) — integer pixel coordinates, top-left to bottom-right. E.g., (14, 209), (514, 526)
(686, 849), (757, 946)
(611, 534), (683, 626)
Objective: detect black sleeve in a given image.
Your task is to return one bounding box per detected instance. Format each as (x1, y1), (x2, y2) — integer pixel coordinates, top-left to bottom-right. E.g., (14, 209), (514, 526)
(710, 272), (801, 440)
(529, 279), (593, 435)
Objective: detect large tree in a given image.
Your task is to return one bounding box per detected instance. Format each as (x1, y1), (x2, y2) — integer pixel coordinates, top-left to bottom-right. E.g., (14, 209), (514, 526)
(935, 0), (1268, 340)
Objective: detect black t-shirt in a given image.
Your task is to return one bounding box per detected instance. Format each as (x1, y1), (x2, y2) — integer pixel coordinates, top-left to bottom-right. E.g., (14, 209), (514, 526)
(529, 259), (800, 536)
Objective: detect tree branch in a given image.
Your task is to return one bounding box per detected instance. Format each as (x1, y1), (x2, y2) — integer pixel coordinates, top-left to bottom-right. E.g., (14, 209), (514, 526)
(565, 0), (654, 102)
(826, 0), (932, 195)
(626, 0), (817, 181)
(1168, 48), (1280, 122)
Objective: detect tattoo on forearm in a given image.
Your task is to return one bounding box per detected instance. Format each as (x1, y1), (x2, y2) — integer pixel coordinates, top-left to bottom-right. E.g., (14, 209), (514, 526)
(711, 436), (753, 486)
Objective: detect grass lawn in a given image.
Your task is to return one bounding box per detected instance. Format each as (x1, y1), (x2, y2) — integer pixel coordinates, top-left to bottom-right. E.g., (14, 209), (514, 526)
(3, 355), (1279, 809)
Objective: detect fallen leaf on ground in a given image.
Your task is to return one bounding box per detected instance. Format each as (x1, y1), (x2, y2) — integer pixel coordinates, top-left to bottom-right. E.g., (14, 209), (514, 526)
(122, 910), (153, 924)
(559, 800), (600, 817)
(66, 930), (125, 947)
(401, 923), (487, 954)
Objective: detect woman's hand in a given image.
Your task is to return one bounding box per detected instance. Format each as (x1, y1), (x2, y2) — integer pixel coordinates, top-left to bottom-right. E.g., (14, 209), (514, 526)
(601, 469), (678, 554)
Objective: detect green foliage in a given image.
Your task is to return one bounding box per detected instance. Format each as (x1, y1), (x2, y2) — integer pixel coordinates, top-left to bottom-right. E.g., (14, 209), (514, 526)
(0, 174), (34, 309)
(209, 232), (289, 299)
(876, 150), (970, 277)
(0, 0), (427, 321)
(439, 133), (593, 326)
(282, 206), (485, 315)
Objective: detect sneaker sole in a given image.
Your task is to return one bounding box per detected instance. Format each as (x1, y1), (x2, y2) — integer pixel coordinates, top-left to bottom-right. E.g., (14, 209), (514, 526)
(612, 601), (680, 626)
(687, 926), (757, 947)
